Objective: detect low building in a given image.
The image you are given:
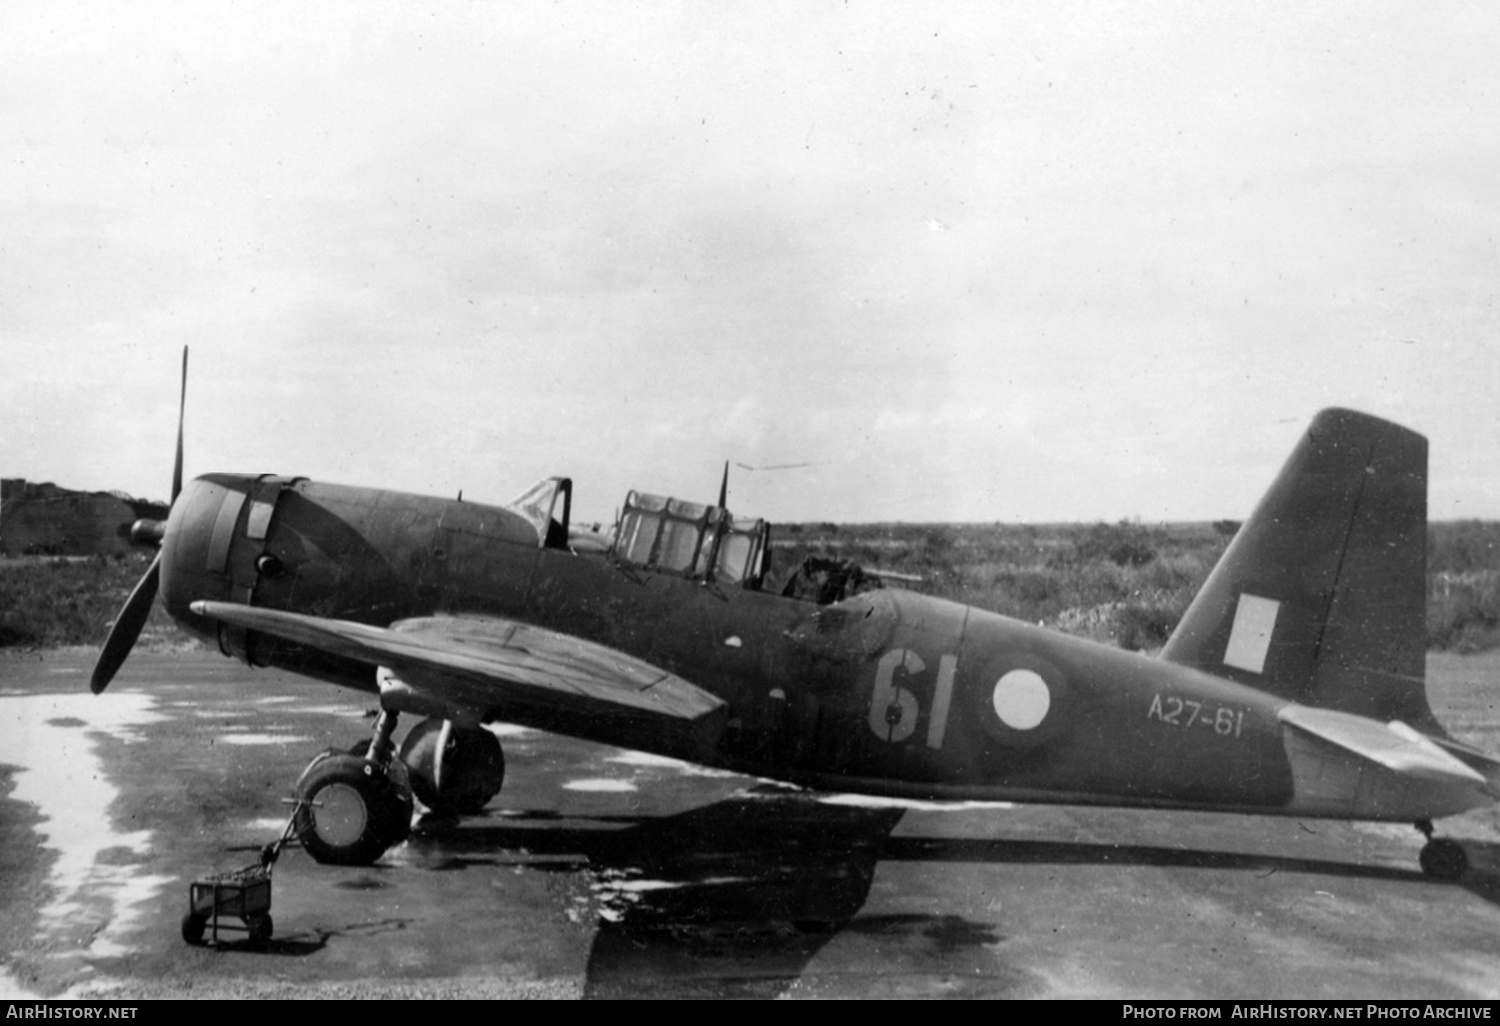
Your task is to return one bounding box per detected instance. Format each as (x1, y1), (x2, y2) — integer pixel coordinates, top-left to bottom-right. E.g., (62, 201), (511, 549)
(0, 479), (167, 556)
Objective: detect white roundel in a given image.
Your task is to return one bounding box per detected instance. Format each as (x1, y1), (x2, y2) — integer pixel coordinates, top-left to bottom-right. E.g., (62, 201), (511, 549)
(991, 669), (1051, 730)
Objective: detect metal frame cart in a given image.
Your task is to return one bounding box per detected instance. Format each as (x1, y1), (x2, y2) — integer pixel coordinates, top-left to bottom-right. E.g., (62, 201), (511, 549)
(181, 813), (298, 947)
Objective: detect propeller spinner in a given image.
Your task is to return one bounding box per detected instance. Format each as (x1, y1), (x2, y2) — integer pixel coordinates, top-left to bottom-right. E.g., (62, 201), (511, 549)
(91, 346), (187, 694)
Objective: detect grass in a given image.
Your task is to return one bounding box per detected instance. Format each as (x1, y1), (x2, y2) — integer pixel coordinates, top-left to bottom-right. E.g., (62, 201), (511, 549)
(0, 553), (184, 651)
(1427, 521), (1500, 653)
(772, 520), (1224, 651)
(774, 519), (1500, 654)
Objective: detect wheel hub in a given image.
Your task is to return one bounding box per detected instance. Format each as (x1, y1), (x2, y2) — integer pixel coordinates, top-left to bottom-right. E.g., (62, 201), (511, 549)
(312, 781), (371, 847)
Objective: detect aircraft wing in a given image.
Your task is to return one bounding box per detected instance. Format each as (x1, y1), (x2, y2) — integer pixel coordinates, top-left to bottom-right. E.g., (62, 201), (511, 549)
(190, 601), (728, 754)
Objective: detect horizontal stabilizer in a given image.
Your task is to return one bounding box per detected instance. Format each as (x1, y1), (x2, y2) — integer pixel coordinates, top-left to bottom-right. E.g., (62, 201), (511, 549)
(190, 602), (727, 750)
(1429, 734), (1500, 795)
(1278, 704), (1485, 786)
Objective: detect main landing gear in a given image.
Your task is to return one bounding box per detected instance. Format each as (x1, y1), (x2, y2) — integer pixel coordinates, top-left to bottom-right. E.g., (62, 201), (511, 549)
(1415, 819), (1468, 882)
(293, 711), (506, 866)
(398, 717), (505, 817)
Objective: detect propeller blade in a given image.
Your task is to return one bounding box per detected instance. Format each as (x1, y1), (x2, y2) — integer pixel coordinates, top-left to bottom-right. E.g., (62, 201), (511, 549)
(718, 461), (729, 509)
(171, 346), (188, 502)
(95, 347), (188, 694)
(91, 552), (161, 694)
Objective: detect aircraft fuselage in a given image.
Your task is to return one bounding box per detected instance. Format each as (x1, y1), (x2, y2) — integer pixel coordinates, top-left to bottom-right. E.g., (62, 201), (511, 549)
(157, 472), (1484, 824)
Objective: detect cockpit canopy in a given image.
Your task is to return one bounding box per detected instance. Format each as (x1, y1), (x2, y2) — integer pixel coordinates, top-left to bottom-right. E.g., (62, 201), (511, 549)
(503, 478), (768, 586)
(615, 491), (768, 587)
(505, 477), (572, 549)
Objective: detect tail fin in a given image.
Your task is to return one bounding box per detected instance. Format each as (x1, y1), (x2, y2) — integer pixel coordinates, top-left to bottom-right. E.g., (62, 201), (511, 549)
(1161, 408), (1440, 733)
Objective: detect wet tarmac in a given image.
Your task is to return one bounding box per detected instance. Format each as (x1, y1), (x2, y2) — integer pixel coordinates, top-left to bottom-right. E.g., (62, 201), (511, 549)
(2, 649), (1499, 999)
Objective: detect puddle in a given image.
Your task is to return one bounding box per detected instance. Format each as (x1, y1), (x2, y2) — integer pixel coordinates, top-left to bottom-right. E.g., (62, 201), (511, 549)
(288, 704), (368, 718)
(487, 723), (535, 738)
(606, 750), (743, 778)
(562, 779), (638, 792)
(607, 751), (690, 769)
(597, 877), (681, 893)
(583, 868), (698, 923)
(0, 967), (45, 999)
(214, 733), (313, 746)
(810, 794), (1017, 812)
(246, 817), (290, 832)
(3, 692), (175, 961)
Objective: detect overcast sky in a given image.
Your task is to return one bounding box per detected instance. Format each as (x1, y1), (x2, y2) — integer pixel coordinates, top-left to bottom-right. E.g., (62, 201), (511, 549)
(5, 2), (1499, 525)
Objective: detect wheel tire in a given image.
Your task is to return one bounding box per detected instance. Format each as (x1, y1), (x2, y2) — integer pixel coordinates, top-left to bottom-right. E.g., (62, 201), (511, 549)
(1419, 838), (1468, 881)
(399, 718), (505, 816)
(246, 913), (273, 945)
(181, 912), (207, 946)
(294, 753), (413, 865)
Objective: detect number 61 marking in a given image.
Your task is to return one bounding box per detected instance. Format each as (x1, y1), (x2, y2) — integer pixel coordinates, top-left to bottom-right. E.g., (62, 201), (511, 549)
(867, 648), (958, 749)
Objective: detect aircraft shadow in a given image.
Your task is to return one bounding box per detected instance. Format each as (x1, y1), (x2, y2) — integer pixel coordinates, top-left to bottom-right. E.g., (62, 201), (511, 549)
(197, 916), (414, 957)
(400, 788), (1500, 997)
(881, 826), (1500, 911)
(880, 835), (1424, 880)
(407, 793), (910, 998)
(1455, 840), (1500, 906)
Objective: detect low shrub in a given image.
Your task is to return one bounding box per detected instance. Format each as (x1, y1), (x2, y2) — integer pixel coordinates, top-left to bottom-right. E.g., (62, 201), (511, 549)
(0, 554), (181, 650)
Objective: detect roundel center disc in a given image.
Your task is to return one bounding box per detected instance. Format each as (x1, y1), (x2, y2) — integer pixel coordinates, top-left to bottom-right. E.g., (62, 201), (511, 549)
(992, 669), (1051, 730)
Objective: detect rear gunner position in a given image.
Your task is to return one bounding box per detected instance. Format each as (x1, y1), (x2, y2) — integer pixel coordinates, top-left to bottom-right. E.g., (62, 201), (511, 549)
(93, 352), (1500, 880)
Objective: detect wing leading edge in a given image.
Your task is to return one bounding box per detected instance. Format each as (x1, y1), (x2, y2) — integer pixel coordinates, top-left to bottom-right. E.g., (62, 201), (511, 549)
(190, 601), (728, 757)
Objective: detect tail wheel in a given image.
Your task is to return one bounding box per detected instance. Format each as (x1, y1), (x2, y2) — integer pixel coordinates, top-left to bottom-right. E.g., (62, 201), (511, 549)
(399, 718), (505, 816)
(294, 752), (413, 865)
(1419, 838), (1468, 881)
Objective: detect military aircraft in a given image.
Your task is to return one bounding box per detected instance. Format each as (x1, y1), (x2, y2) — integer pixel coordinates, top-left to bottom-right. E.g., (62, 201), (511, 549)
(93, 349), (1498, 880)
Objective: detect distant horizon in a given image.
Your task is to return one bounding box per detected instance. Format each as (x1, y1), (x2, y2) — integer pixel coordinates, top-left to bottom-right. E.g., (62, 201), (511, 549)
(8, 472), (1500, 531)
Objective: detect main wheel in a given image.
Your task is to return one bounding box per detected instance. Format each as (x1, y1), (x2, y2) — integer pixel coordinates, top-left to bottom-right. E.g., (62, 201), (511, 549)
(294, 752), (413, 865)
(399, 718), (505, 816)
(1419, 838), (1468, 881)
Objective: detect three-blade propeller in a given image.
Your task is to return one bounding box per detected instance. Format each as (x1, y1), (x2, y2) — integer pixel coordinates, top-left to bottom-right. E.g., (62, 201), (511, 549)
(91, 347), (187, 695)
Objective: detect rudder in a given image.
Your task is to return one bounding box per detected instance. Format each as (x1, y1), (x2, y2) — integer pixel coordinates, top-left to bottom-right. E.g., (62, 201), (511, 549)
(1161, 408), (1439, 733)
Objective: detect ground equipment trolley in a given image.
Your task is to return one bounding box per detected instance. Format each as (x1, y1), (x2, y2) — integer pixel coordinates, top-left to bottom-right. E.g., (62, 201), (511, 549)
(181, 812), (298, 946)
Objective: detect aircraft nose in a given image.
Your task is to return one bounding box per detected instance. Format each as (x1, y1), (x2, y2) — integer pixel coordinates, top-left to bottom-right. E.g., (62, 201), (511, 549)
(160, 474), (258, 641)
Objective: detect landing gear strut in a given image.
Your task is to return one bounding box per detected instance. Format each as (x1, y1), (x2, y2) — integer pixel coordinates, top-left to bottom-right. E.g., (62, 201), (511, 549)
(1415, 819), (1468, 881)
(294, 710), (414, 866)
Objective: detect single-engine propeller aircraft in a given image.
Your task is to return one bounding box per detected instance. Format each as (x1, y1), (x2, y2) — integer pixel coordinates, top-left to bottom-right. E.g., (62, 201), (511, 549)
(94, 349), (1499, 879)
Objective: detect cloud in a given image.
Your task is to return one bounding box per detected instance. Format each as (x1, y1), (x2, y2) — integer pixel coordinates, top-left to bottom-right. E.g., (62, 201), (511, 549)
(6, 3), (1500, 520)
